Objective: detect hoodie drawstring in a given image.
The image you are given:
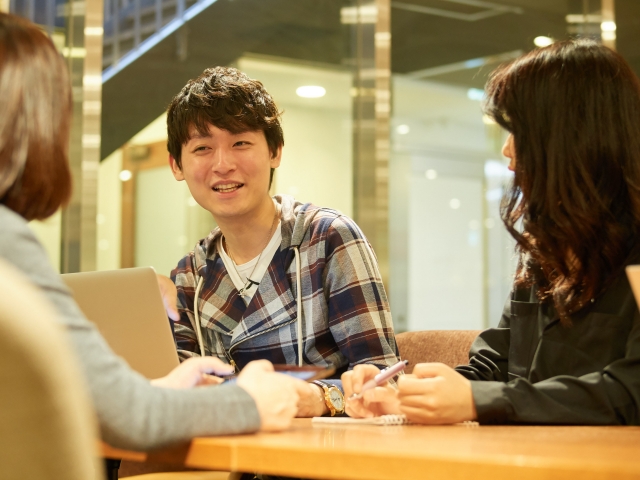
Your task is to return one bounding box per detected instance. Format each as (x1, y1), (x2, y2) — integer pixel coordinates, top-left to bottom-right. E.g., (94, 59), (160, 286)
(293, 246), (303, 367)
(193, 276), (206, 358)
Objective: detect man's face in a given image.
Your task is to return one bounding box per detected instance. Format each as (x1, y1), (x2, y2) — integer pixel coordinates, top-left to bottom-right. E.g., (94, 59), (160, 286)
(170, 124), (281, 221)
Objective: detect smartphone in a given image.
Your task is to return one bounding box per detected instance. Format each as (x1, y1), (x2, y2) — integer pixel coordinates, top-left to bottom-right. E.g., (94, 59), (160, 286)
(273, 364), (336, 382)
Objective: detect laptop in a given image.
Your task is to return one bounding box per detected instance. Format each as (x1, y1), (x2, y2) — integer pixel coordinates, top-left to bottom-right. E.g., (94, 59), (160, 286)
(62, 267), (180, 379)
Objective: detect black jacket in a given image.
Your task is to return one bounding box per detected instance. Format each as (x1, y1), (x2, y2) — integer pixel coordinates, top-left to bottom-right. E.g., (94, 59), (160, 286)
(456, 269), (640, 425)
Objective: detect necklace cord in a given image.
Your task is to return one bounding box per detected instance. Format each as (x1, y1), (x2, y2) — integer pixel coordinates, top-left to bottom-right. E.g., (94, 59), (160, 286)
(224, 203), (280, 297)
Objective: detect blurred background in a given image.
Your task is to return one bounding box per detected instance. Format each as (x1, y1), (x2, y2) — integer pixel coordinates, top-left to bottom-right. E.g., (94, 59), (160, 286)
(9, 0), (640, 331)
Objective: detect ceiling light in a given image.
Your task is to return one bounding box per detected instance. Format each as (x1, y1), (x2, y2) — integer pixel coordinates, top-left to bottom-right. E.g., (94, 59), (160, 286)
(565, 14), (601, 24)
(467, 88), (484, 101)
(450, 198), (461, 210)
(119, 170), (132, 182)
(296, 86), (326, 98)
(84, 26), (104, 36)
(425, 169), (437, 180)
(601, 21), (617, 32)
(340, 5), (377, 24)
(534, 36), (554, 47)
(396, 125), (410, 135)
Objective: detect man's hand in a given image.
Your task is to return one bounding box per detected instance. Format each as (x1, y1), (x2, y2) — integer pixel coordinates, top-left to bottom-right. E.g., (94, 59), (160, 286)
(151, 357), (234, 389)
(237, 360), (308, 432)
(156, 273), (179, 321)
(397, 363), (477, 424)
(342, 364), (401, 418)
(295, 382), (329, 417)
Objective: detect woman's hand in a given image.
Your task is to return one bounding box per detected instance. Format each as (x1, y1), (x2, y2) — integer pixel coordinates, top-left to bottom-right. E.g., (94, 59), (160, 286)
(151, 357), (234, 389)
(342, 365), (401, 418)
(156, 273), (180, 321)
(237, 360), (309, 432)
(397, 363), (477, 424)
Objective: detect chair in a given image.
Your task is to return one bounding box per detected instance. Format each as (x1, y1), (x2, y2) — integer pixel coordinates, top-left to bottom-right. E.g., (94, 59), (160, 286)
(0, 259), (103, 480)
(395, 330), (481, 373)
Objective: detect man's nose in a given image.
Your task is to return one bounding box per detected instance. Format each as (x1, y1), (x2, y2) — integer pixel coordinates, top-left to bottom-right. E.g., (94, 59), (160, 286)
(212, 148), (235, 174)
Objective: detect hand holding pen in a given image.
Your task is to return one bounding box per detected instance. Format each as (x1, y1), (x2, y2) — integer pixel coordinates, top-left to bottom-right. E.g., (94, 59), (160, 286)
(341, 360), (408, 418)
(348, 360), (409, 399)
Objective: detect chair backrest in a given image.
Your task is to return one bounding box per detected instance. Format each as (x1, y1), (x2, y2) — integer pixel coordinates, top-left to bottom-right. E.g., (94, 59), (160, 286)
(396, 330), (481, 374)
(0, 259), (103, 480)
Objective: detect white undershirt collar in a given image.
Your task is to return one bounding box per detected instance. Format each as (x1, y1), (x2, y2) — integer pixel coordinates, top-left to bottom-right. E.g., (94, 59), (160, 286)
(218, 221), (282, 305)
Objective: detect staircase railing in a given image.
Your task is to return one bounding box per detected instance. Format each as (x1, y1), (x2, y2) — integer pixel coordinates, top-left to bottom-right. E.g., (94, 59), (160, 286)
(102, 0), (218, 82)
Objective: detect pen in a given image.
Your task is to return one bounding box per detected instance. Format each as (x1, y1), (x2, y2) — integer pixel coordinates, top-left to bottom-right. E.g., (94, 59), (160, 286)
(349, 359), (408, 400)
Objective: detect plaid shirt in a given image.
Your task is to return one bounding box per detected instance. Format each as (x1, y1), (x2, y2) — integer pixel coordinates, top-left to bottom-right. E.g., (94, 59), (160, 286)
(171, 195), (399, 377)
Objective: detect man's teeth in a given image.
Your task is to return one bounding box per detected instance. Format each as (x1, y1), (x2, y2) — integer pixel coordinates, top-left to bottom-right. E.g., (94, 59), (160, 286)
(214, 184), (242, 193)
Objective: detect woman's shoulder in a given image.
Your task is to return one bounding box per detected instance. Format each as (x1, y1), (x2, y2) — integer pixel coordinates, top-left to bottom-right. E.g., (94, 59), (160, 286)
(0, 204), (30, 234)
(0, 205), (48, 264)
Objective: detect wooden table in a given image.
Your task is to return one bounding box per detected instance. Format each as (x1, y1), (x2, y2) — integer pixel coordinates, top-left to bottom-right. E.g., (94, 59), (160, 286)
(103, 419), (640, 480)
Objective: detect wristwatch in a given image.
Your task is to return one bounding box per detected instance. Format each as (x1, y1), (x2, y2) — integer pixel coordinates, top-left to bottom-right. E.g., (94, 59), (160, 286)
(312, 380), (345, 416)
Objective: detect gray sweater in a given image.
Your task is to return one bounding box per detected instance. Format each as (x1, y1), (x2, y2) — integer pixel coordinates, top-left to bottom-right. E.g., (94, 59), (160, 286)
(0, 205), (261, 450)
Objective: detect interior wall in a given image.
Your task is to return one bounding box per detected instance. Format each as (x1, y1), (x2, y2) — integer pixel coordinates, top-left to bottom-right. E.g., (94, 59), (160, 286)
(238, 56), (353, 216)
(135, 168), (195, 277)
(408, 175), (484, 330)
(390, 75), (514, 331)
(97, 149), (122, 271)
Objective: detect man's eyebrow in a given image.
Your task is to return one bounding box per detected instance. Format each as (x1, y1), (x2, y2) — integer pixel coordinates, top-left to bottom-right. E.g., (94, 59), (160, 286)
(187, 133), (211, 141)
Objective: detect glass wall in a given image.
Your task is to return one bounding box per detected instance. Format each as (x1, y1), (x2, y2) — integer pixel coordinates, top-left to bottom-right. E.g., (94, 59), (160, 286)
(388, 0), (640, 331)
(96, 0), (640, 330)
(14, 0), (640, 331)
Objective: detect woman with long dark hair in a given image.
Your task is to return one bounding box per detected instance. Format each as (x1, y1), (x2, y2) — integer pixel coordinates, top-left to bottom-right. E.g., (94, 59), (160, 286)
(0, 12), (306, 449)
(343, 39), (640, 425)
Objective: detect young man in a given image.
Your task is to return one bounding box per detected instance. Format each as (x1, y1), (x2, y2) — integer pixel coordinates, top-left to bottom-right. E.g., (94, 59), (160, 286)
(167, 66), (399, 417)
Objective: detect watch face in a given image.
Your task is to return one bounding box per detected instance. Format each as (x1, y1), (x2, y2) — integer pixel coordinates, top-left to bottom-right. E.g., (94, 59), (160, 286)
(329, 389), (344, 410)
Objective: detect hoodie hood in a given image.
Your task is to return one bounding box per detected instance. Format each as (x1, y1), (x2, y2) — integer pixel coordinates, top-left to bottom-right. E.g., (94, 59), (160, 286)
(191, 195), (326, 277)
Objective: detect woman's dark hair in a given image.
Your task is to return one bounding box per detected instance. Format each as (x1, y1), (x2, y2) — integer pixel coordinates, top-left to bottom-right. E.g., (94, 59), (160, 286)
(166, 66), (284, 168)
(484, 39), (640, 320)
(0, 13), (72, 221)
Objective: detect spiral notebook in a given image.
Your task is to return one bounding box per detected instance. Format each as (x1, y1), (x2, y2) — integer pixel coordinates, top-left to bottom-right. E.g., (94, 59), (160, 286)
(312, 415), (411, 426)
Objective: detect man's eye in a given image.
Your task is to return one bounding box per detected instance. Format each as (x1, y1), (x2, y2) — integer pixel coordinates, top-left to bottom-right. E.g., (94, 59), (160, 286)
(194, 146), (208, 152)
(234, 141), (250, 147)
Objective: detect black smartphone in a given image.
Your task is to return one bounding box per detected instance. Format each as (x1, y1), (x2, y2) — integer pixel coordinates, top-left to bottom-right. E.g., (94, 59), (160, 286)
(273, 364), (336, 382)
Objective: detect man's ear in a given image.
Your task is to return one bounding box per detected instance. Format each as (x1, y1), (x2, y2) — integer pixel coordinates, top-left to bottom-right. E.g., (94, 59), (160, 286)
(169, 155), (185, 181)
(270, 145), (283, 169)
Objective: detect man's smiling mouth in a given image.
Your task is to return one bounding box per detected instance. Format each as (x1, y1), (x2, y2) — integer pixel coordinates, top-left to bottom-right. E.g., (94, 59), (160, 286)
(213, 183), (244, 193)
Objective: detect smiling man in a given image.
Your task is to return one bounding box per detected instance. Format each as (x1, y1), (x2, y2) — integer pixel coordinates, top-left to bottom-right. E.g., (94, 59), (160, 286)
(167, 66), (399, 417)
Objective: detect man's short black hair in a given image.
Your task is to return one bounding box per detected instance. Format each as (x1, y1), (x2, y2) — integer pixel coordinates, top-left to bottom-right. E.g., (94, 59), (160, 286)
(167, 66), (284, 174)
